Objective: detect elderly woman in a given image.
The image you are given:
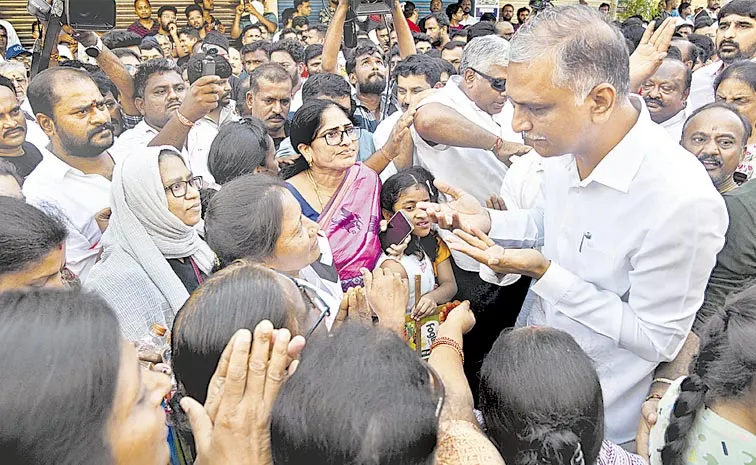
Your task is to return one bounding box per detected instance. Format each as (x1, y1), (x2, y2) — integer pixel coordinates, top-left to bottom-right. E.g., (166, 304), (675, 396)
(284, 99), (382, 290)
(86, 146), (216, 341)
(715, 61), (756, 183)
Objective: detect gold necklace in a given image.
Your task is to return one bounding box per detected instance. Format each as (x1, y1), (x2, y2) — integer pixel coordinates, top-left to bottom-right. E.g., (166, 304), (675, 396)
(306, 169), (328, 210)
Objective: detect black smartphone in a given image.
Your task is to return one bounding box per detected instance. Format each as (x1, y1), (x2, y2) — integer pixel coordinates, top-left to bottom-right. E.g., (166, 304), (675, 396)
(379, 211), (413, 252)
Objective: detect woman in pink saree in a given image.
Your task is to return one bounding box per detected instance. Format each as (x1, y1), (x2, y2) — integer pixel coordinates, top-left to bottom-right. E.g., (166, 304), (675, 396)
(284, 100), (382, 290)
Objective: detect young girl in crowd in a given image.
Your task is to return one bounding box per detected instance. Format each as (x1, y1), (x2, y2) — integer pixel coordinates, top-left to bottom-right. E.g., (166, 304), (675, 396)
(377, 167), (457, 320)
(650, 286), (756, 464)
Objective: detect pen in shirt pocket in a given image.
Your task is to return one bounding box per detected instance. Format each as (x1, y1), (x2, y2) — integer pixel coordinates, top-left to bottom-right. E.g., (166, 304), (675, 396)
(578, 232), (592, 252)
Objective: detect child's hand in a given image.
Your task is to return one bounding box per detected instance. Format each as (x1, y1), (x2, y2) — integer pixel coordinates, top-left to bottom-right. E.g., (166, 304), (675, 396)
(380, 219), (411, 257)
(412, 295), (437, 320)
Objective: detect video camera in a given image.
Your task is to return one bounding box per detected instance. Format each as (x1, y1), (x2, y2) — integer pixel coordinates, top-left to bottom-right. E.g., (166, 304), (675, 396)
(28, 0), (116, 31)
(350, 0), (394, 15)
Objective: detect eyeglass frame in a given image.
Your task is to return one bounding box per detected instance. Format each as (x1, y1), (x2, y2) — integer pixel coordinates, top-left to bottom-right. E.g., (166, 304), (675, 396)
(315, 126), (362, 147)
(469, 67), (507, 92)
(276, 271), (331, 338)
(163, 176), (203, 198)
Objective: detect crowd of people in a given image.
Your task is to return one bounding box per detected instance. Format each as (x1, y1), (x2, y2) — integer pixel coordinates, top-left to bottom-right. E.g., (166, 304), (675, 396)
(0, 0), (755, 464)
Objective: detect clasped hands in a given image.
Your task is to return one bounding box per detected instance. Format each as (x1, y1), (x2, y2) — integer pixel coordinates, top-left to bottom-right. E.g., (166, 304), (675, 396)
(417, 180), (550, 279)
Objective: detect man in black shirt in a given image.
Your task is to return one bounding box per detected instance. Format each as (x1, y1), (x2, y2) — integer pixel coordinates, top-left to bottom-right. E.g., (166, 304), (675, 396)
(0, 76), (42, 178)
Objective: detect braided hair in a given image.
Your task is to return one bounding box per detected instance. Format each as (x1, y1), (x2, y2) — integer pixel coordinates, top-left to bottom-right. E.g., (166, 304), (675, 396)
(660, 285), (756, 465)
(380, 167), (441, 263)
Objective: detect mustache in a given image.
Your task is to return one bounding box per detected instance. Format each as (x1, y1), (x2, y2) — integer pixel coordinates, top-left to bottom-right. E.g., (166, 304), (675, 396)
(644, 96), (664, 107)
(3, 126), (24, 138)
(698, 155), (723, 166)
(268, 113), (285, 120)
(88, 123), (114, 138)
(719, 40), (740, 50)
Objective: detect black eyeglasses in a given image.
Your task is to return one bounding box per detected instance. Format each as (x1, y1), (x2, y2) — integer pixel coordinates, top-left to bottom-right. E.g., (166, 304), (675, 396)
(317, 126), (361, 146)
(164, 176), (203, 198)
(277, 272), (331, 338)
(469, 67), (507, 92)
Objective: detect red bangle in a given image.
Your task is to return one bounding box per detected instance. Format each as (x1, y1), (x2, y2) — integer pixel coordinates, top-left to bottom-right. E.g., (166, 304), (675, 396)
(431, 336), (464, 364)
(489, 137), (504, 153)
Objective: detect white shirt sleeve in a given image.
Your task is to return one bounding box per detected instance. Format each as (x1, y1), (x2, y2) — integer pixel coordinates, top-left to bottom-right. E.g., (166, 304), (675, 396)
(530, 193), (727, 362)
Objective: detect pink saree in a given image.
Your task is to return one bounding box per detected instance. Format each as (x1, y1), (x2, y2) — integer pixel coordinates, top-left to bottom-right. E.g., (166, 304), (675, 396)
(317, 163), (382, 290)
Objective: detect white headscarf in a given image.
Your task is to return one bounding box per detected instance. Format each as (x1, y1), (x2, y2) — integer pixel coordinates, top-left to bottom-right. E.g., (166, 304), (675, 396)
(102, 146), (216, 311)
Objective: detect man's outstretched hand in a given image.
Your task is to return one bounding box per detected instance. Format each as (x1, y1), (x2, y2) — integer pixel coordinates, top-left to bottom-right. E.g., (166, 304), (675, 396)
(416, 180), (492, 233)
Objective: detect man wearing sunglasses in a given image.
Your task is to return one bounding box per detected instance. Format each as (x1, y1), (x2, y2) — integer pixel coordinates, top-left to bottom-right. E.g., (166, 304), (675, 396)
(412, 34), (534, 400)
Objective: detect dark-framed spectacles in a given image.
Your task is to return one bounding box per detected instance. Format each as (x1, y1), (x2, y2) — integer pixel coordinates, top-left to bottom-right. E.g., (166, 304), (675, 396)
(164, 176), (203, 198)
(277, 272), (331, 338)
(469, 67), (507, 92)
(317, 126), (361, 146)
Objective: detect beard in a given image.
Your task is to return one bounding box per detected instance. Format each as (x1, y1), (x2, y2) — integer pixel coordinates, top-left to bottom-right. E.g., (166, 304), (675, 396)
(717, 40), (756, 65)
(57, 123), (115, 158)
(359, 74), (387, 95)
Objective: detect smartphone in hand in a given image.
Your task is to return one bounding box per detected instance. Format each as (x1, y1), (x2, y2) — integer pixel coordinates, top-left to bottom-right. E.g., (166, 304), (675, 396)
(379, 211), (413, 252)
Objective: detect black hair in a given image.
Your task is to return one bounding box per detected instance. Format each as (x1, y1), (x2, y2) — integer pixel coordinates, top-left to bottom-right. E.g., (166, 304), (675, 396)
(185, 4), (203, 17)
(241, 40), (271, 57)
(622, 23), (646, 52)
(203, 31), (230, 52)
(381, 167), (441, 262)
(684, 101), (753, 145)
(450, 28), (468, 41)
(660, 286), (756, 465)
(293, 0), (310, 10)
(693, 15), (715, 29)
(281, 8), (296, 26)
(302, 72), (351, 101)
(412, 32), (433, 44)
(666, 45), (683, 61)
(687, 33), (715, 63)
(467, 21), (496, 39)
(0, 289), (121, 465)
(715, 60), (756, 102)
(517, 6), (530, 15)
(270, 324), (439, 465)
(345, 42), (382, 74)
(27, 67), (93, 119)
(157, 5), (177, 17)
(442, 40), (464, 51)
(248, 62), (293, 93)
(102, 30), (142, 49)
(435, 57), (456, 77)
(241, 23), (264, 37)
(422, 12), (450, 31)
(0, 159), (23, 189)
(186, 52), (233, 84)
(139, 41), (165, 57)
(280, 27), (298, 39)
(208, 117), (272, 184)
(305, 43), (323, 63)
(393, 54), (441, 87)
(290, 98), (348, 154)
(0, 75), (15, 95)
(480, 327), (604, 465)
(424, 49), (440, 58)
(270, 38), (305, 64)
(292, 16), (310, 29)
(308, 23), (328, 37)
(205, 174), (287, 267)
(446, 3), (463, 19)
(111, 47), (141, 62)
(675, 23), (693, 34)
(134, 0), (150, 6)
(178, 26), (201, 40)
(90, 71), (120, 101)
(133, 58), (180, 98)
(718, 0), (756, 21)
(57, 60), (102, 73)
(169, 261), (294, 458)
(404, 1), (417, 18)
(599, 2), (610, 8)
(481, 12), (498, 22)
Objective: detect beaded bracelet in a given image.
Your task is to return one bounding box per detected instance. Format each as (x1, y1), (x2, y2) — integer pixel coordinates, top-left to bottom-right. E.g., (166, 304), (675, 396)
(176, 110), (194, 127)
(653, 377), (675, 386)
(431, 337), (464, 364)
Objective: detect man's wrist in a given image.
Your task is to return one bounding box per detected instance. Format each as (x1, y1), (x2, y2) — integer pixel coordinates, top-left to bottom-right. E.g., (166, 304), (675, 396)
(531, 255), (551, 280)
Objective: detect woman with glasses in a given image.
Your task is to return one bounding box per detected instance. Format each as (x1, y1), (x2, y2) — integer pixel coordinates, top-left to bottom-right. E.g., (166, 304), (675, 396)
(284, 99), (382, 290)
(87, 146), (216, 342)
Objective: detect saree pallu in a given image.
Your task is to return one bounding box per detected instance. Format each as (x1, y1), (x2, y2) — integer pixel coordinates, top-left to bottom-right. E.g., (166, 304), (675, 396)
(317, 163), (382, 291)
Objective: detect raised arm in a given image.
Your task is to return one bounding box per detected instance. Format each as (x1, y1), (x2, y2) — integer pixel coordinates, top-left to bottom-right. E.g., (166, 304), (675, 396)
(390, 0), (416, 57)
(321, 0), (350, 74)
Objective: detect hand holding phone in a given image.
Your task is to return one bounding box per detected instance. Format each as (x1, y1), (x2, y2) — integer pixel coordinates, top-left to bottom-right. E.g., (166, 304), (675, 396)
(379, 211), (413, 252)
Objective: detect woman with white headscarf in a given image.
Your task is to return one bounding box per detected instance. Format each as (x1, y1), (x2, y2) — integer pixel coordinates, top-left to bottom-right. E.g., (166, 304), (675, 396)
(86, 146), (216, 341)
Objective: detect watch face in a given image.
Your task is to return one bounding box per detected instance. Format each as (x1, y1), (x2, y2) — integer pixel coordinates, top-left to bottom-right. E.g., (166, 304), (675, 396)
(85, 47), (99, 58)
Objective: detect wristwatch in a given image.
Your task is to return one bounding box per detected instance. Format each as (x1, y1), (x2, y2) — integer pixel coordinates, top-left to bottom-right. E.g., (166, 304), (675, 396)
(85, 38), (103, 58)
